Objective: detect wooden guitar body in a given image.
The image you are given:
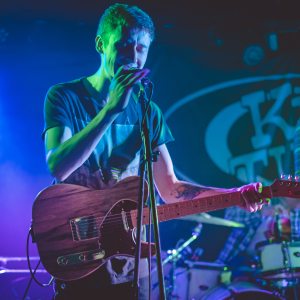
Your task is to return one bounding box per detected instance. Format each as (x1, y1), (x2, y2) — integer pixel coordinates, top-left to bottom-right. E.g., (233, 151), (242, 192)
(32, 175), (300, 281)
(32, 176), (154, 281)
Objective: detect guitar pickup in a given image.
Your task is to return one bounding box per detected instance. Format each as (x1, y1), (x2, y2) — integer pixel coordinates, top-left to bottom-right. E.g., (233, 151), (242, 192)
(57, 249), (105, 266)
(70, 215), (99, 241)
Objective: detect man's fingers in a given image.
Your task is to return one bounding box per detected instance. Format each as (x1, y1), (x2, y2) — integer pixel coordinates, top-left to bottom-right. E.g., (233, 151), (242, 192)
(122, 69), (150, 86)
(114, 65), (127, 77)
(242, 188), (259, 204)
(242, 188), (262, 212)
(130, 70), (150, 85)
(261, 198), (271, 205)
(118, 67), (149, 77)
(239, 182), (270, 213)
(255, 182), (262, 193)
(121, 71), (144, 85)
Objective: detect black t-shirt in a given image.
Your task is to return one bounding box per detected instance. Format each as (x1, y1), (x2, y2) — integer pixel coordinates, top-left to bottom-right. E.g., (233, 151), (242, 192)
(43, 78), (174, 284)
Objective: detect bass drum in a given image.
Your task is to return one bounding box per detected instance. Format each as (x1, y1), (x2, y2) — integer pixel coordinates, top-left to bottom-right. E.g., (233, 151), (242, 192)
(201, 282), (284, 300)
(256, 241), (300, 280)
(173, 261), (232, 300)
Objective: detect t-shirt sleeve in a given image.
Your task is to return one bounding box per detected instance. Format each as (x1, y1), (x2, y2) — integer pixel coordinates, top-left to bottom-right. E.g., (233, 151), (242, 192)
(150, 102), (175, 150)
(42, 85), (73, 141)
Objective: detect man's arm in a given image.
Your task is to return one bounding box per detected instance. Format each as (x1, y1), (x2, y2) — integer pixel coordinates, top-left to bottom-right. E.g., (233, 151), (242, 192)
(45, 66), (149, 181)
(153, 144), (265, 212)
(45, 108), (119, 181)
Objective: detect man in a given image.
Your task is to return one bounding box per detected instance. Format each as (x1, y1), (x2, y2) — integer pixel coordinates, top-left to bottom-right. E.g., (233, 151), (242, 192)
(43, 4), (266, 299)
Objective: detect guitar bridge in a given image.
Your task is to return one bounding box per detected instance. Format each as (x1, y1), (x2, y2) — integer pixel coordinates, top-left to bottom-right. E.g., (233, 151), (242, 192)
(70, 215), (99, 241)
(121, 210), (129, 231)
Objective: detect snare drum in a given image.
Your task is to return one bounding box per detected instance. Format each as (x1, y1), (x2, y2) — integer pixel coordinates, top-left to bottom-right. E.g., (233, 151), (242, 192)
(173, 261), (232, 300)
(201, 282), (284, 300)
(256, 241), (300, 279)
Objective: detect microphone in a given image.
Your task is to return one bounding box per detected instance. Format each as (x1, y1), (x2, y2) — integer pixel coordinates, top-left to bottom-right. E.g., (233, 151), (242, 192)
(140, 77), (153, 88)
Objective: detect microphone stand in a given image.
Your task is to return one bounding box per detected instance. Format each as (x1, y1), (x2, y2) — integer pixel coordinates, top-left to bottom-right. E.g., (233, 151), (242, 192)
(132, 82), (166, 300)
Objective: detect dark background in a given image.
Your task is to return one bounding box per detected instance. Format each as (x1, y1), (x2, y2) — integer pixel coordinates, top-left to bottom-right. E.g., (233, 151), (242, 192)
(1, 0), (300, 298)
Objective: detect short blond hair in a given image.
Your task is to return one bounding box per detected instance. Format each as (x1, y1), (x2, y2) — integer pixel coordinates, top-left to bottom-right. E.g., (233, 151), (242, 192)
(97, 3), (155, 43)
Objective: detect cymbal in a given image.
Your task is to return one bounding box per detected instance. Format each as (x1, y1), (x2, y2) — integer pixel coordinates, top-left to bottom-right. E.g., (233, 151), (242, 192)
(180, 212), (245, 228)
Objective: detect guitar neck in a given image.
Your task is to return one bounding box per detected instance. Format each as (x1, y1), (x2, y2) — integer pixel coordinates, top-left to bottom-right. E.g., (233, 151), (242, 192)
(131, 186), (272, 227)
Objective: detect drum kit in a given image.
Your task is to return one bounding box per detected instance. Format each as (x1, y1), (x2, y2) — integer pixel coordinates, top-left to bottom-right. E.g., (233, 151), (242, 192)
(151, 213), (300, 300)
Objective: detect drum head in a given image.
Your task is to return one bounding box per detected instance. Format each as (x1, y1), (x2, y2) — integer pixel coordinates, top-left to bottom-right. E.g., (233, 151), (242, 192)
(232, 291), (281, 300)
(259, 267), (300, 280)
(201, 282), (284, 300)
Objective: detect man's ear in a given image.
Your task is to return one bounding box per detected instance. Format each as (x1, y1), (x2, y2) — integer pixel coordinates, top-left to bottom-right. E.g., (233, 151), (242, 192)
(95, 35), (104, 53)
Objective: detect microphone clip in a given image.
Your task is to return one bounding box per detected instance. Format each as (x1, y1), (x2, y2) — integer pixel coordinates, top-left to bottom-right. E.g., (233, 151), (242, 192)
(140, 77), (153, 89)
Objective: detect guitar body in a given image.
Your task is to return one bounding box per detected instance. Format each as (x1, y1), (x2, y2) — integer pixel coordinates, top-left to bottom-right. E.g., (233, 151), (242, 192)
(32, 174), (298, 281)
(32, 176), (153, 281)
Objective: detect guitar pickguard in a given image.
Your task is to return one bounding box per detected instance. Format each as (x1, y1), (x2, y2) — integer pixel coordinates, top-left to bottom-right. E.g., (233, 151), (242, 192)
(99, 199), (138, 258)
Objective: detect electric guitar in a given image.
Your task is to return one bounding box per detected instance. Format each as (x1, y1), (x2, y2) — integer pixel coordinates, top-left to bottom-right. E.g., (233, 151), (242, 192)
(32, 176), (300, 281)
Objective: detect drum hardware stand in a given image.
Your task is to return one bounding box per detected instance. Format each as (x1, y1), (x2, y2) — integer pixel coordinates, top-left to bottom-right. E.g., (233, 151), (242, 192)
(284, 242), (298, 300)
(132, 80), (166, 300)
(167, 252), (180, 300)
(151, 223), (203, 275)
(151, 224), (203, 300)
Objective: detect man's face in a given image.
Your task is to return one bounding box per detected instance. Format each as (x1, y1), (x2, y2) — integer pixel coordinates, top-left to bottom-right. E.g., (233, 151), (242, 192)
(98, 25), (151, 78)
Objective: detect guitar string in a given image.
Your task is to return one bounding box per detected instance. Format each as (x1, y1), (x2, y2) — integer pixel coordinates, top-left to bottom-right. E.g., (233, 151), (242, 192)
(72, 217), (145, 232)
(71, 211), (207, 237)
(67, 197), (242, 232)
(69, 208), (172, 226)
(73, 197), (242, 226)
(70, 212), (167, 233)
(72, 220), (150, 234)
(71, 208), (200, 230)
(72, 208), (214, 232)
(69, 203), (241, 236)
(75, 211), (192, 230)
(68, 194), (241, 223)
(54, 195), (245, 239)
(73, 224), (131, 235)
(50, 197), (242, 239)
(67, 194), (241, 223)
(70, 199), (229, 225)
(71, 200), (241, 231)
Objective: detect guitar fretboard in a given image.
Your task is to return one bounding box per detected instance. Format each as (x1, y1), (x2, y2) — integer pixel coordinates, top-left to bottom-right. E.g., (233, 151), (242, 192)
(130, 192), (242, 227)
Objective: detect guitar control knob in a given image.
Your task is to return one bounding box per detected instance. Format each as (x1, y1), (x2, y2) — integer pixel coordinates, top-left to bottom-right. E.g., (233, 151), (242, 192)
(288, 175), (292, 181)
(79, 254), (86, 261)
(295, 175), (299, 182)
(61, 257), (68, 265)
(281, 174), (285, 180)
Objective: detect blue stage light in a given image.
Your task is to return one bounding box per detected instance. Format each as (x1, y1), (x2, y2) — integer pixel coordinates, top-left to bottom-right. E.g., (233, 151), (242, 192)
(243, 45), (264, 66)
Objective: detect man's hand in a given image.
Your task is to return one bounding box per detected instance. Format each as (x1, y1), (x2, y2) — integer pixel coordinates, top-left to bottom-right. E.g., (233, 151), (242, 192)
(237, 182), (270, 212)
(107, 66), (150, 114)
